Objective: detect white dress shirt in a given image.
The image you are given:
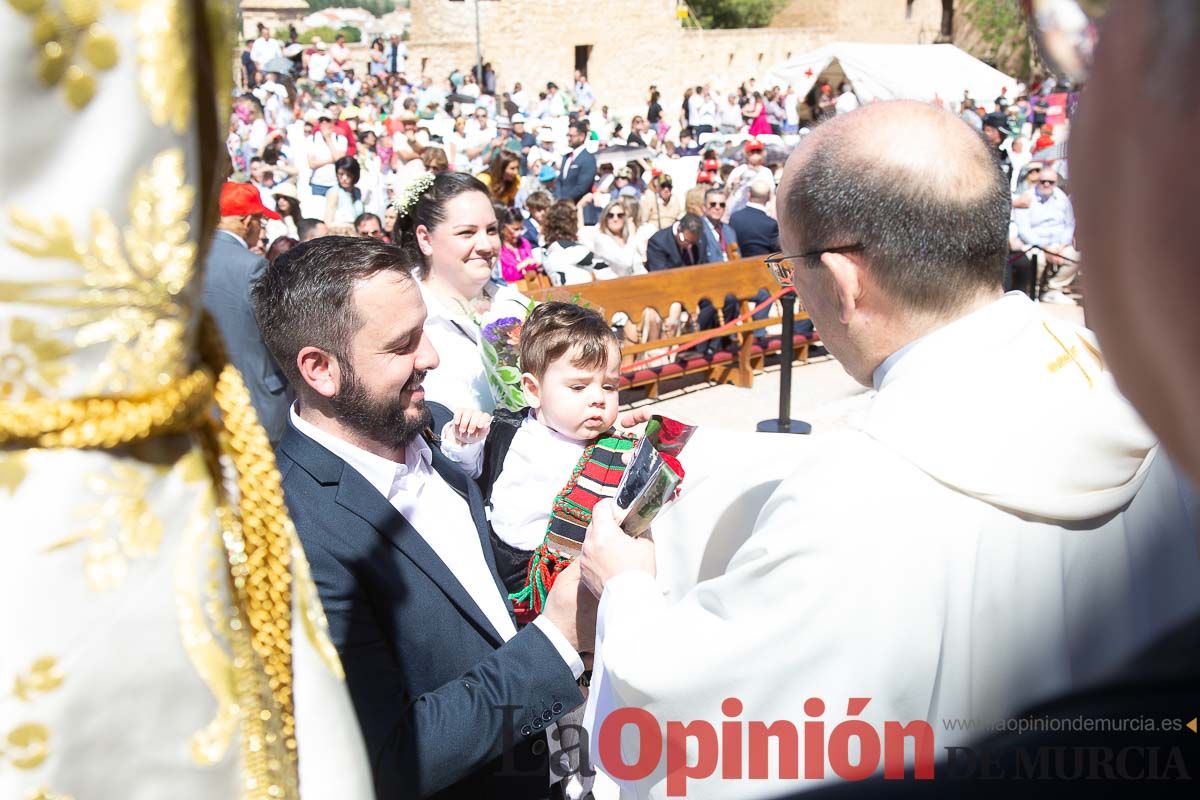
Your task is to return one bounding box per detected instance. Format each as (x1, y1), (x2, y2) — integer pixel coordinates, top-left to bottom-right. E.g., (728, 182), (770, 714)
(418, 282), (497, 413)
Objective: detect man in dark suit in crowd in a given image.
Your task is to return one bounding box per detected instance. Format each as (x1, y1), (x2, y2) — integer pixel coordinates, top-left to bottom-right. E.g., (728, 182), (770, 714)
(556, 119), (598, 224)
(251, 237), (591, 799)
(700, 187), (739, 262)
(203, 182), (291, 443)
(645, 213), (707, 271)
(728, 179), (780, 256)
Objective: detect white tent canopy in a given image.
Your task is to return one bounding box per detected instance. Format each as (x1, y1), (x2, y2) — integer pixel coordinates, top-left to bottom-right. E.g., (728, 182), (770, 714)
(768, 43), (1020, 108)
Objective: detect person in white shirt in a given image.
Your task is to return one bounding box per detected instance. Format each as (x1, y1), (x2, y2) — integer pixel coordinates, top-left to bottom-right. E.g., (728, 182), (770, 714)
(306, 42), (332, 83)
(578, 196), (644, 277)
(251, 235), (593, 797)
(306, 111), (347, 195)
(440, 302), (626, 605)
(511, 81), (529, 115)
(250, 25), (282, 73)
(577, 100), (1200, 798)
(835, 81), (861, 114)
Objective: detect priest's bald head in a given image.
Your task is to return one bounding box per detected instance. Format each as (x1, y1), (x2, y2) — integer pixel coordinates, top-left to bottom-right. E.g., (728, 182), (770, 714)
(778, 101), (1010, 386)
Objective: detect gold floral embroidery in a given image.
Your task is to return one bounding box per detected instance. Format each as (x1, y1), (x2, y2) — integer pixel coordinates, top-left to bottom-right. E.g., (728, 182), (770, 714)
(6, 0), (120, 109)
(27, 788), (75, 800)
(175, 488), (239, 766)
(4, 149), (196, 396)
(131, 0), (193, 132)
(0, 318), (72, 401)
(2, 722), (50, 769)
(12, 657), (65, 702)
(0, 452), (29, 494)
(43, 463), (163, 591)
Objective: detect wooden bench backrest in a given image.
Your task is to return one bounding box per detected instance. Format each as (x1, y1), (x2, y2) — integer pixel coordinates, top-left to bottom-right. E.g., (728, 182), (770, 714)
(526, 257), (780, 321)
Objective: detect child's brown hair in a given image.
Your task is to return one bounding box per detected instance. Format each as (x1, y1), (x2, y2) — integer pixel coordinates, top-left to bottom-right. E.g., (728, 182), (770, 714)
(519, 301), (619, 380)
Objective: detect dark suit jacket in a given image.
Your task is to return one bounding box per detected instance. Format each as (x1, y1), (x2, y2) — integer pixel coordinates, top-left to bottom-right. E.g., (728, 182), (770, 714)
(702, 217), (739, 263)
(203, 230), (291, 443)
(555, 147), (596, 204)
(277, 410), (583, 799)
(645, 225), (702, 271)
(728, 205), (780, 257)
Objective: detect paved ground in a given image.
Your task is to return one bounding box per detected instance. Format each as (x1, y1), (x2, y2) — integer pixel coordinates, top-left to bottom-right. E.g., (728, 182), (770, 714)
(622, 301), (1086, 432)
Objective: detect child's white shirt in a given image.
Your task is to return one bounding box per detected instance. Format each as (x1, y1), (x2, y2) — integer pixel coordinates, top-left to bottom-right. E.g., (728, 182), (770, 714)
(440, 411), (590, 550)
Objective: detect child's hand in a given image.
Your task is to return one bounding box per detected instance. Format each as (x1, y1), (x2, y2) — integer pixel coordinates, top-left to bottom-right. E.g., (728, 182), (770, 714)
(450, 409), (492, 445)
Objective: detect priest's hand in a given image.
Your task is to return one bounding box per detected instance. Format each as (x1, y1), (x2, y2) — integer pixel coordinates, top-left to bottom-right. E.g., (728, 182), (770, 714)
(541, 560), (598, 654)
(579, 499), (656, 597)
(618, 408), (653, 430)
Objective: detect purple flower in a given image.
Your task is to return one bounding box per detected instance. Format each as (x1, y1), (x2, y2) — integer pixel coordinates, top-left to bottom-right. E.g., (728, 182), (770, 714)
(482, 317), (522, 343)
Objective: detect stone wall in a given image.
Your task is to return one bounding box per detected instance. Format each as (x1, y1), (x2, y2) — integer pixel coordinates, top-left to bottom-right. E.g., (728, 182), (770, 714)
(407, 0), (950, 123)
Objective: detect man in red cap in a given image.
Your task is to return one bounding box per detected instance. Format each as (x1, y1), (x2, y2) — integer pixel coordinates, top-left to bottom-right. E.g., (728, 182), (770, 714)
(725, 138), (775, 219)
(202, 182), (291, 444)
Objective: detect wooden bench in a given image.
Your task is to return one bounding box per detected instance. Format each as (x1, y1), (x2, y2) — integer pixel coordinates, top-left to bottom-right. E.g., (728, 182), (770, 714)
(527, 257), (819, 397)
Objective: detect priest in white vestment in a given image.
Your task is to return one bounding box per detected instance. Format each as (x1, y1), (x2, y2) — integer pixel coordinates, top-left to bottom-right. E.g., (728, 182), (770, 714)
(578, 101), (1200, 799)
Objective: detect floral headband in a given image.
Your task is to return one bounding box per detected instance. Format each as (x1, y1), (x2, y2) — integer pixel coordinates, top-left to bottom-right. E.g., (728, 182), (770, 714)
(391, 172), (435, 219)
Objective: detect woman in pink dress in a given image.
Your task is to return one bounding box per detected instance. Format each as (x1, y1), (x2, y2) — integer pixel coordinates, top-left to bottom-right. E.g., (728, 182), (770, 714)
(748, 91), (772, 137)
(497, 205), (537, 283)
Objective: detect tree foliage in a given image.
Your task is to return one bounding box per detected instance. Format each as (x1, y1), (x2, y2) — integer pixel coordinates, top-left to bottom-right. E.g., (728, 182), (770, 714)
(688, 0), (787, 29)
(959, 0), (1037, 82)
(304, 0), (399, 16)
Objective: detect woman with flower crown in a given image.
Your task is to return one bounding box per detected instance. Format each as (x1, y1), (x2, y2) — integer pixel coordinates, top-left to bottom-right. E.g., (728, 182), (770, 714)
(391, 172), (531, 412)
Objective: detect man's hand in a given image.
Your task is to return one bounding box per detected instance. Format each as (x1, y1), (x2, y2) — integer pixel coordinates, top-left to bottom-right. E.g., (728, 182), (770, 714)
(540, 560), (598, 653)
(449, 408), (492, 445)
(579, 499), (655, 597)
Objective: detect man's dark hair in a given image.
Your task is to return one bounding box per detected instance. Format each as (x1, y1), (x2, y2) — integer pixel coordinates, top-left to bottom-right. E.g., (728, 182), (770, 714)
(569, 120), (589, 136)
(784, 133), (1010, 315)
(703, 188), (726, 204)
(678, 214), (704, 238)
(297, 218), (325, 241)
(519, 301), (618, 380)
(251, 236), (416, 392)
(354, 212), (382, 232)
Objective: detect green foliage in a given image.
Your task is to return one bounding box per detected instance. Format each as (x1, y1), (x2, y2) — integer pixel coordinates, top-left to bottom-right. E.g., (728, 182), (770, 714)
(289, 25), (363, 44)
(962, 0), (1035, 81)
(305, 0), (398, 15)
(688, 0), (787, 29)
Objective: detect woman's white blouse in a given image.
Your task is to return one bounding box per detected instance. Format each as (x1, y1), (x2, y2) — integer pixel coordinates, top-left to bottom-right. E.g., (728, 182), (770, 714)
(418, 282), (532, 413)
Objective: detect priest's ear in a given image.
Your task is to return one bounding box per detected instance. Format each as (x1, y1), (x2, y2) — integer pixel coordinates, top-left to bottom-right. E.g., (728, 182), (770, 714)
(296, 346), (344, 399)
(521, 371), (542, 409)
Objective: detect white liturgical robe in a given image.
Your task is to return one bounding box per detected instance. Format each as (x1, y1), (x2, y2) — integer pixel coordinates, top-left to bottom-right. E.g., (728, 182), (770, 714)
(586, 293), (1200, 798)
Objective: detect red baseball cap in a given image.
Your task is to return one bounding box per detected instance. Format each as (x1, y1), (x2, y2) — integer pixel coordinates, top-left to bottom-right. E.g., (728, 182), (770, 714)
(219, 182), (280, 219)
(696, 172), (713, 184)
(744, 139), (765, 153)
(703, 158), (720, 171)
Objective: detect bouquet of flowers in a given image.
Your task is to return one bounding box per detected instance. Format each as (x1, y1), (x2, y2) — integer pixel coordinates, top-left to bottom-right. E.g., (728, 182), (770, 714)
(481, 315), (527, 411)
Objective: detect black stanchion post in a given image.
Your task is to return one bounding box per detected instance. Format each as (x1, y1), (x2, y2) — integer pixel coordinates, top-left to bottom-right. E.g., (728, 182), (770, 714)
(757, 289), (812, 435)
(1029, 251), (1039, 301)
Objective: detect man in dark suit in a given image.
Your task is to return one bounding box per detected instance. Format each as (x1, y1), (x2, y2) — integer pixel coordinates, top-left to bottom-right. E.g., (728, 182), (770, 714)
(728, 179), (780, 256)
(251, 236), (591, 799)
(203, 182), (291, 443)
(645, 213), (707, 271)
(556, 120), (597, 225)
